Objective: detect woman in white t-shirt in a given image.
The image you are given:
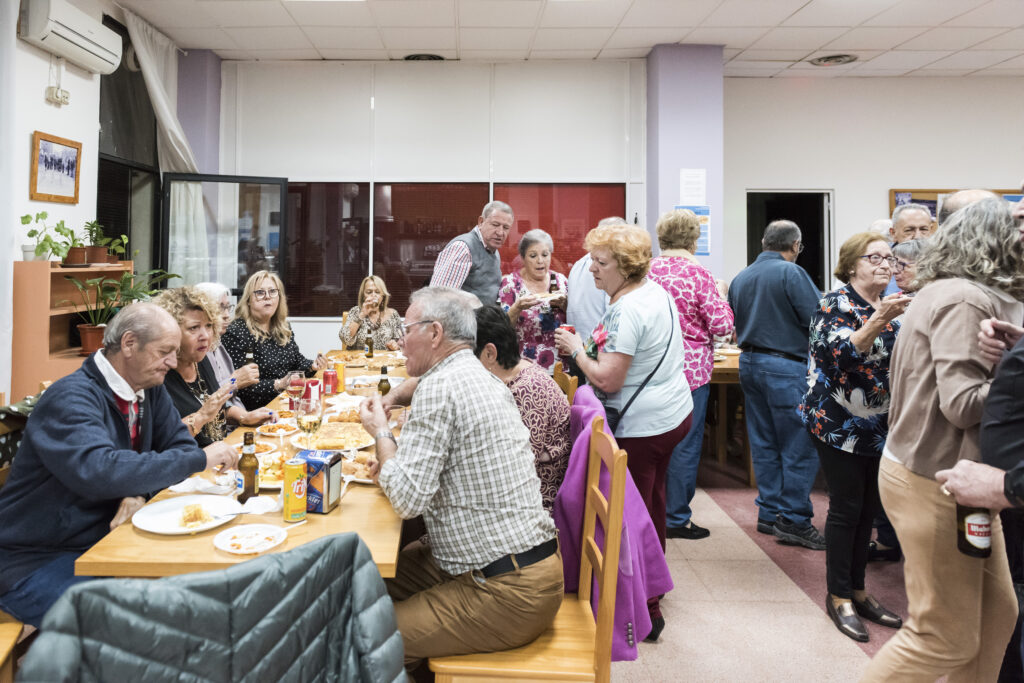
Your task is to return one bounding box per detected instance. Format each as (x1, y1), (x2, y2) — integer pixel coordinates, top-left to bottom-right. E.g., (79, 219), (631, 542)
(555, 223), (692, 643)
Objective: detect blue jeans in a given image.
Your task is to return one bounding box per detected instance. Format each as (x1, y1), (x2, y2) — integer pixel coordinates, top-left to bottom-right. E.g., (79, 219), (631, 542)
(739, 352), (818, 527)
(0, 552), (93, 628)
(666, 383), (710, 528)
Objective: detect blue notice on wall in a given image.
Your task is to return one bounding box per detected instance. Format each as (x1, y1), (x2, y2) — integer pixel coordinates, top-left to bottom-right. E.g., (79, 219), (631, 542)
(676, 205), (711, 256)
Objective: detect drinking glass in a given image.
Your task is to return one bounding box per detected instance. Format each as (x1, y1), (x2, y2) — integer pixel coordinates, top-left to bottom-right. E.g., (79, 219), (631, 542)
(297, 397), (322, 450)
(286, 372), (305, 406)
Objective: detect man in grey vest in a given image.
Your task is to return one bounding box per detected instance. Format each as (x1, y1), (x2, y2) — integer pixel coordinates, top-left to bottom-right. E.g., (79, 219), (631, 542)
(430, 201), (513, 305)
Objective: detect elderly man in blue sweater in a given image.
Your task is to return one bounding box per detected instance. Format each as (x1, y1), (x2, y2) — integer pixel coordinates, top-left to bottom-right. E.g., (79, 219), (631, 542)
(0, 303), (237, 628)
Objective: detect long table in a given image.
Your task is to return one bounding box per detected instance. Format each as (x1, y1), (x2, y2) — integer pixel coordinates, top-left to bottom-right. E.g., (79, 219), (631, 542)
(708, 352), (756, 487)
(75, 353), (408, 579)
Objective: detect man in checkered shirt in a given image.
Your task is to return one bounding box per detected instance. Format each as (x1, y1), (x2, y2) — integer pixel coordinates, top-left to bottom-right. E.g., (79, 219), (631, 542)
(359, 286), (562, 669)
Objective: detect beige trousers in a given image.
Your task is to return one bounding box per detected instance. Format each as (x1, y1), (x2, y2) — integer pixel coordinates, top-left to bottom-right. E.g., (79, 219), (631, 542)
(386, 542), (564, 667)
(861, 458), (1016, 683)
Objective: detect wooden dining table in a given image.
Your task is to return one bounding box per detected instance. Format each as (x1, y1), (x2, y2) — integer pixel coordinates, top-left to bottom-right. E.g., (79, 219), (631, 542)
(75, 351), (410, 580)
(708, 351), (755, 487)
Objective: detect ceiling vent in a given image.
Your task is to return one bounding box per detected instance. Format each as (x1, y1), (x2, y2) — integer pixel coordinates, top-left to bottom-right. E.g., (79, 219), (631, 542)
(404, 53), (444, 61)
(808, 54), (857, 67)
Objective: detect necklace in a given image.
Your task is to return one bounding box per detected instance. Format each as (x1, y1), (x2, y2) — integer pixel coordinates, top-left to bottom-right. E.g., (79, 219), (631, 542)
(185, 363), (226, 441)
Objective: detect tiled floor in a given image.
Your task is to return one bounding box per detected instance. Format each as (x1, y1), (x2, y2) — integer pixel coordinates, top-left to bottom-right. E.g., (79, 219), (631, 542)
(611, 489), (877, 682)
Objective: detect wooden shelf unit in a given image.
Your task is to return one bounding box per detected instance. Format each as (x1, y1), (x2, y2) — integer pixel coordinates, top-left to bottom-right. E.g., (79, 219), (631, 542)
(12, 261), (132, 401)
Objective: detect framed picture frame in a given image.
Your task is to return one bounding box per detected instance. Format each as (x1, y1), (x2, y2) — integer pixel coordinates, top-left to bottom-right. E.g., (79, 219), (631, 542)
(30, 130), (82, 204)
(889, 188), (1020, 221)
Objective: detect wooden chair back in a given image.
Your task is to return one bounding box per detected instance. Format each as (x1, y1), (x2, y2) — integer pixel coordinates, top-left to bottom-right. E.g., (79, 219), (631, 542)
(552, 361), (578, 406)
(579, 416), (627, 683)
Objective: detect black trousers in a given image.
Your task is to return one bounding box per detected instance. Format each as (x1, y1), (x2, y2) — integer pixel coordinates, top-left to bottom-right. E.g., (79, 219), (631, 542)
(814, 440), (882, 598)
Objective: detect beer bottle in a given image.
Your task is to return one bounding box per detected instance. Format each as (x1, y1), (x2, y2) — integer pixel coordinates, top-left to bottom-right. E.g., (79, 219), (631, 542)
(238, 431), (259, 504)
(957, 503), (992, 558)
(378, 366), (391, 396)
(365, 338), (374, 358)
(549, 273), (558, 293)
(244, 343), (255, 365)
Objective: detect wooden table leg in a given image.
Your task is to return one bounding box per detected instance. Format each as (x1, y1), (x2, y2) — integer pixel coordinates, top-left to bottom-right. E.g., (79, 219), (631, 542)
(716, 384), (727, 466)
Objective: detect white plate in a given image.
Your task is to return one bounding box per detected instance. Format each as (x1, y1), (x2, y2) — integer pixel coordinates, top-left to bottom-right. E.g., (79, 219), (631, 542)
(713, 354), (726, 363)
(132, 495), (241, 535)
(717, 347), (741, 356)
(234, 441), (277, 458)
(346, 375), (405, 388)
(291, 429), (375, 451)
(255, 423), (298, 438)
(213, 524), (288, 555)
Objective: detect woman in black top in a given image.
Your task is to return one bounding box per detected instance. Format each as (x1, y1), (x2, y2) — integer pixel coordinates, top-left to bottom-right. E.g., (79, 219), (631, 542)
(221, 271), (328, 410)
(154, 287), (273, 445)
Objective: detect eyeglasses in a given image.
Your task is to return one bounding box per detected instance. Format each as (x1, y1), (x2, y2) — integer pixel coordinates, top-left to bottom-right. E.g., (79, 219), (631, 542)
(253, 288), (279, 300)
(400, 320), (435, 337)
(797, 242), (805, 254)
(860, 254), (897, 267)
(893, 260), (912, 273)
(219, 303), (234, 312)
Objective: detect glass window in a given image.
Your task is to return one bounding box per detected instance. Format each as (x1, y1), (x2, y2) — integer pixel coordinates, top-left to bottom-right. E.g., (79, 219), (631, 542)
(98, 18), (156, 167)
(374, 182), (490, 313)
(493, 183), (626, 278)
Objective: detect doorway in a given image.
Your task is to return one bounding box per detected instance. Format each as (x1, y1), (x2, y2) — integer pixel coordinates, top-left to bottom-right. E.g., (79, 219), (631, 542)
(746, 191), (833, 292)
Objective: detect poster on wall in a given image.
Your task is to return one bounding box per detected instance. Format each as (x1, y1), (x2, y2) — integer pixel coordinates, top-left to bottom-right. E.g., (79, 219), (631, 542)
(676, 205), (711, 256)
(30, 130), (81, 204)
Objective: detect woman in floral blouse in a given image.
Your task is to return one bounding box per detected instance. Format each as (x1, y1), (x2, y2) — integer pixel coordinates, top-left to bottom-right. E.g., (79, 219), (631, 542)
(339, 276), (403, 351)
(498, 229), (568, 372)
(800, 232), (911, 643)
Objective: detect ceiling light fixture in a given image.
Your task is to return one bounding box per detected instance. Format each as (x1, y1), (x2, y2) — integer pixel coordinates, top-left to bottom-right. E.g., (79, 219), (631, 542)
(808, 54), (857, 67)
(404, 53), (444, 61)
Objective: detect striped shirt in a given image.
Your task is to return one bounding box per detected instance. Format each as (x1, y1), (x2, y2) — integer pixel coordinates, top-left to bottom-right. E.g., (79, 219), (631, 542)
(378, 349), (556, 575)
(429, 226), (485, 290)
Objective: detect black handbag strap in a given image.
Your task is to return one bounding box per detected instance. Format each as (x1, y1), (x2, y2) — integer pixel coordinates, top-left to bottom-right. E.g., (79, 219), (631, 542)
(616, 293), (676, 424)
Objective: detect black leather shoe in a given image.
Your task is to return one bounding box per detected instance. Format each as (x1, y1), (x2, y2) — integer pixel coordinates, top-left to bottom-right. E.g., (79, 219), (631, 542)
(867, 540), (901, 562)
(826, 596), (869, 642)
(643, 616), (665, 643)
(666, 521), (710, 540)
(853, 595), (903, 629)
(773, 518), (826, 550)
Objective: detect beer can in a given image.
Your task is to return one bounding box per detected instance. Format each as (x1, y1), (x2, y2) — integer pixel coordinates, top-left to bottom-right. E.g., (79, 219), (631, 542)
(323, 369), (338, 396)
(282, 458), (307, 523)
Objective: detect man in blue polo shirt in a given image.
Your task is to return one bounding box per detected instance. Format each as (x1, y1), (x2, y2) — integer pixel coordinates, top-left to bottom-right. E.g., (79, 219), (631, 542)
(728, 220), (824, 550)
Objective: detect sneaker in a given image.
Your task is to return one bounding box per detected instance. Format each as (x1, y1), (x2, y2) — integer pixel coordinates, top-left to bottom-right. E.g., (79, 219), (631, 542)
(666, 521), (710, 540)
(756, 518), (775, 535)
(773, 518), (826, 550)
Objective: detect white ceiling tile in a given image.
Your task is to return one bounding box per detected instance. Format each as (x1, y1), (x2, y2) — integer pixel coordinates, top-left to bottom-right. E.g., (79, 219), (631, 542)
(986, 54), (1024, 69)
(223, 26), (314, 49)
(848, 68), (913, 76)
(924, 50), (1019, 69)
(620, 0), (720, 28)
(727, 60), (793, 70)
(969, 28), (1024, 50)
(303, 27), (385, 50)
(284, 1), (377, 27)
(682, 27), (769, 49)
(539, 0), (630, 28)
(246, 48), (321, 60)
(825, 26), (927, 50)
(604, 28), (690, 49)
(318, 49), (391, 60)
(459, 49), (529, 60)
(379, 27), (457, 49)
(863, 0), (989, 26)
(908, 69), (972, 76)
(598, 47), (652, 59)
(974, 68), (1024, 76)
(723, 48), (742, 60)
(940, 0), (1024, 27)
(212, 49), (253, 60)
(749, 27), (848, 50)
(724, 66), (785, 77)
(459, 28), (534, 51)
(773, 68), (840, 78)
(857, 50), (951, 69)
(163, 26), (240, 49)
(119, 1), (217, 29)
(898, 27), (1004, 50)
(701, 0), (807, 27)
(783, 0), (900, 27)
(458, 1), (542, 28)
(371, 0), (455, 28)
(532, 27), (614, 50)
(197, 1), (295, 27)
(737, 49), (813, 61)
(529, 49), (600, 60)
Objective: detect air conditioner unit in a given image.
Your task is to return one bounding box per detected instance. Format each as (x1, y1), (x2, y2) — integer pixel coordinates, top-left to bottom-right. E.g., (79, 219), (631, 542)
(18, 0), (122, 75)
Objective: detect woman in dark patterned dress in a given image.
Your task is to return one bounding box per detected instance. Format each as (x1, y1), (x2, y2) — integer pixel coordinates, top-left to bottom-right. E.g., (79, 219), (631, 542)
(474, 305), (570, 512)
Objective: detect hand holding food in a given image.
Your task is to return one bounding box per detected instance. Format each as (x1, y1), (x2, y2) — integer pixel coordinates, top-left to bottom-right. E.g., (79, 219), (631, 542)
(204, 440), (238, 472)
(511, 293), (541, 314)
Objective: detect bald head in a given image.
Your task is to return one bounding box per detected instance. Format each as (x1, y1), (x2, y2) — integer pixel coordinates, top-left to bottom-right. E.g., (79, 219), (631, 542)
(938, 189), (999, 226)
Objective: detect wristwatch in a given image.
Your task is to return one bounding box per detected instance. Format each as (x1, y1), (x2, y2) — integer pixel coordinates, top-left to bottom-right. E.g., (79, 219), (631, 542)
(375, 430), (397, 446)
(571, 348), (581, 360)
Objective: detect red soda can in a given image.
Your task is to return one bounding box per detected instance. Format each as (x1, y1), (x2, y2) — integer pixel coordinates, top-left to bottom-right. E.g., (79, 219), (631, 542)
(560, 324), (576, 335)
(322, 369), (338, 395)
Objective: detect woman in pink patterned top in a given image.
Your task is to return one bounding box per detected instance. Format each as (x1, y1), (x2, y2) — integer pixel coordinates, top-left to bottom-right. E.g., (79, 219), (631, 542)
(498, 229), (569, 372)
(647, 209), (734, 540)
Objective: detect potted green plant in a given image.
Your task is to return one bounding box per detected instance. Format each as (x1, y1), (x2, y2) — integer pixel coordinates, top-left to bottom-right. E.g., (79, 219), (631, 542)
(64, 268), (178, 354)
(21, 212), (52, 261)
(105, 233), (129, 263)
(83, 220), (108, 264)
(51, 220), (87, 266)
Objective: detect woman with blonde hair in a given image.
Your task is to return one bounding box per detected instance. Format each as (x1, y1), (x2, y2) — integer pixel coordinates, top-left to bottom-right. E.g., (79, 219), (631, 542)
(554, 223), (692, 642)
(339, 276), (403, 351)
(221, 271), (328, 410)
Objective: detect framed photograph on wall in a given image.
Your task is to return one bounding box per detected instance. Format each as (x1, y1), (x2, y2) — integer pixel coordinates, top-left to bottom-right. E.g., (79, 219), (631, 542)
(30, 131), (82, 204)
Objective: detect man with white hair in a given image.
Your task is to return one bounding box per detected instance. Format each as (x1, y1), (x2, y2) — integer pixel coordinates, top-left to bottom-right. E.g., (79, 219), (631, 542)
(360, 286), (562, 669)
(430, 200), (514, 305)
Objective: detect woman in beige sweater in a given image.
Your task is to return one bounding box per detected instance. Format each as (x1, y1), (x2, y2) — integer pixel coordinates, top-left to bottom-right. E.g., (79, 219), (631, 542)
(862, 198), (1024, 683)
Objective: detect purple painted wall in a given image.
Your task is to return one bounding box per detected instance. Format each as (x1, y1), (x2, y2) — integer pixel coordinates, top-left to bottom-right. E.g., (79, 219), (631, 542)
(646, 44), (724, 276)
(177, 49), (221, 174)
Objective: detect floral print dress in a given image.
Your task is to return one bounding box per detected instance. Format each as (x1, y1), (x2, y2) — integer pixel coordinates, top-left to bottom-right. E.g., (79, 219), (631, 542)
(498, 270), (568, 372)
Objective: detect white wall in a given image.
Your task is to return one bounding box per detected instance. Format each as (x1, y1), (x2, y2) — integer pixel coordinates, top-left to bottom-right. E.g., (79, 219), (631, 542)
(723, 76), (1024, 281)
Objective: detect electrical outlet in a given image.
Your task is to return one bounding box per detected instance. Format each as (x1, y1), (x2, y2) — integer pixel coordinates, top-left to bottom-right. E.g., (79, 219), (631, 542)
(59, 90), (70, 105)
(44, 86), (69, 105)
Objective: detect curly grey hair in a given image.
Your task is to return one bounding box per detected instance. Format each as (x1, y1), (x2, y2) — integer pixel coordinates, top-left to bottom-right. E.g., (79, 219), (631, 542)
(517, 229), (554, 259)
(915, 198), (1024, 299)
(409, 287), (477, 345)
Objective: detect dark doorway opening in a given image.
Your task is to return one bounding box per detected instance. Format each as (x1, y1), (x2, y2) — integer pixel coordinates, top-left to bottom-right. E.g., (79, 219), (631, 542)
(746, 191), (832, 292)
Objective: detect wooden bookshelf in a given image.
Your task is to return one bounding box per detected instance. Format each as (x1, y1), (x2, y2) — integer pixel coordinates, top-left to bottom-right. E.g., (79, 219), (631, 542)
(12, 261), (132, 401)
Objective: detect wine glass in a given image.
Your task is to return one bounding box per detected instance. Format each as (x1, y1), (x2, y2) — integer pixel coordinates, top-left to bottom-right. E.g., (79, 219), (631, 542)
(286, 372), (305, 408)
(297, 397), (322, 450)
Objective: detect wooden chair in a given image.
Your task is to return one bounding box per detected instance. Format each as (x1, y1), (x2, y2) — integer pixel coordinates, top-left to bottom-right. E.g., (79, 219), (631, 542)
(430, 415), (627, 683)
(552, 361), (578, 406)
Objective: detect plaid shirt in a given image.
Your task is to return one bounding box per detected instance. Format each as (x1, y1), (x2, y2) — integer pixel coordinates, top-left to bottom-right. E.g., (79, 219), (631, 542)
(429, 227), (482, 290)
(379, 349), (556, 575)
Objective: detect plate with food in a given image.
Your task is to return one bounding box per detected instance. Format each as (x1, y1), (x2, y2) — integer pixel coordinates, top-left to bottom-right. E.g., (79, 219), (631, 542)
(342, 450), (375, 484)
(292, 422), (375, 451)
(258, 452), (287, 489)
(131, 494), (241, 535)
(713, 354), (727, 363)
(256, 422), (298, 438)
(367, 356), (405, 370)
(347, 375), (405, 389)
(717, 347), (742, 356)
(327, 408), (361, 423)
(274, 409), (296, 420)
(234, 440), (276, 457)
(213, 524), (288, 555)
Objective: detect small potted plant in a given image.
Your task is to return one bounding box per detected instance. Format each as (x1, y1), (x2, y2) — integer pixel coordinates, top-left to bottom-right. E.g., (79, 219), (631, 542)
(83, 220), (108, 264)
(52, 220), (87, 266)
(21, 212), (52, 261)
(106, 233), (129, 263)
